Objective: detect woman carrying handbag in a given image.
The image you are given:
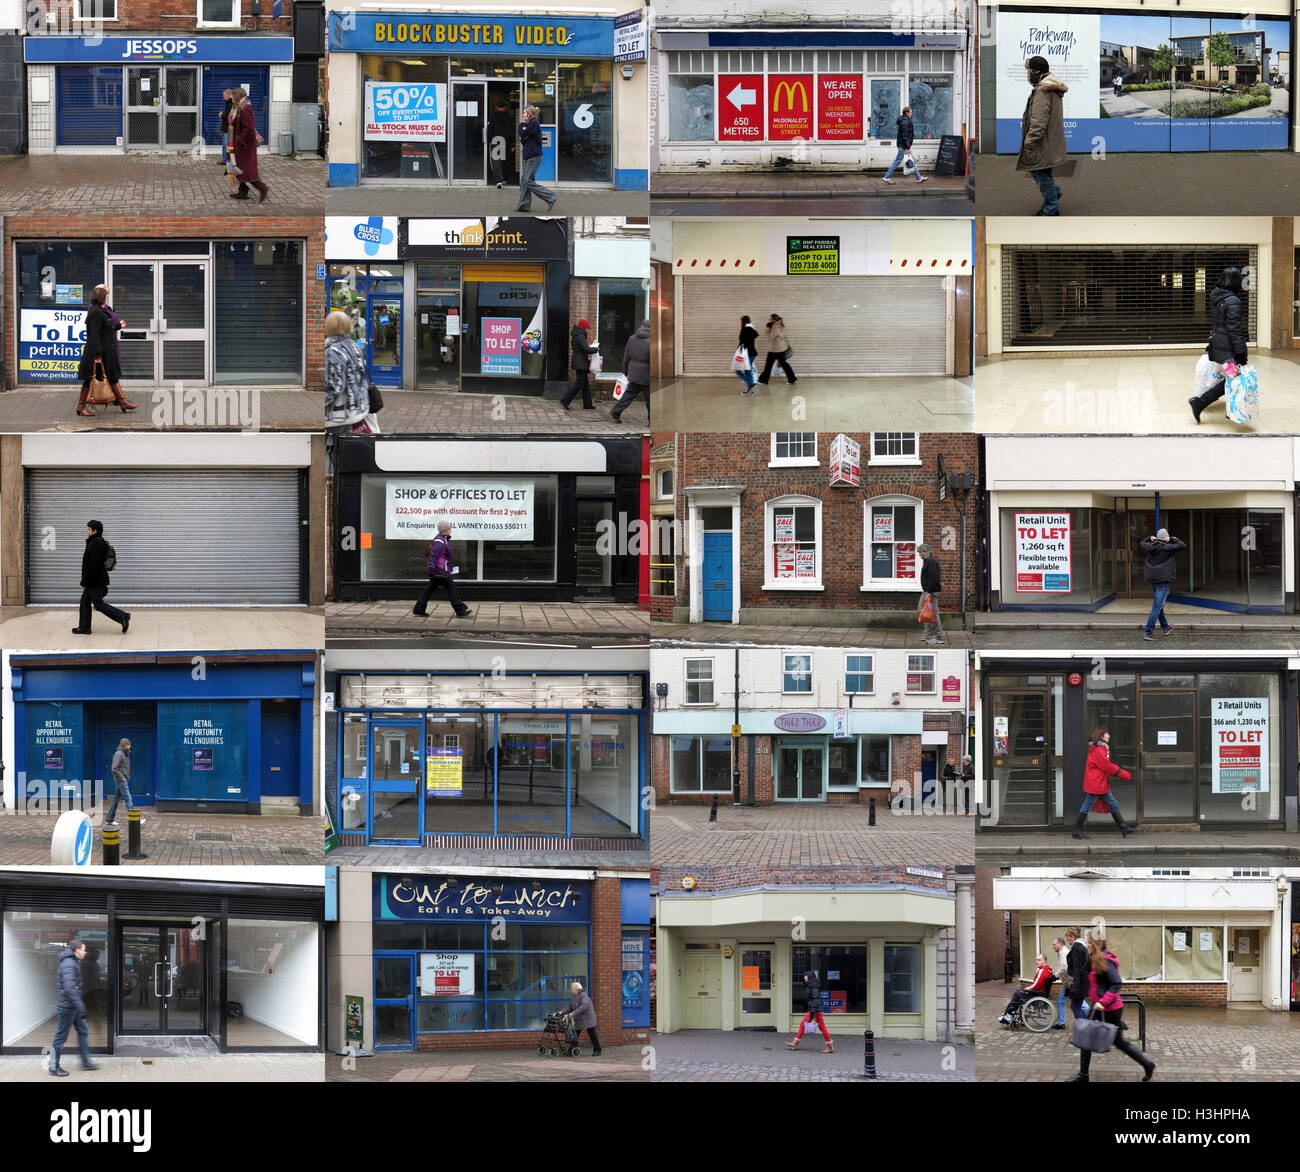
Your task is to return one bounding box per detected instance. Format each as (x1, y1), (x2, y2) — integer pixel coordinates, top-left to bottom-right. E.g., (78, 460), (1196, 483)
(1067, 931), (1155, 1083)
(75, 285), (138, 416)
(734, 314), (758, 395)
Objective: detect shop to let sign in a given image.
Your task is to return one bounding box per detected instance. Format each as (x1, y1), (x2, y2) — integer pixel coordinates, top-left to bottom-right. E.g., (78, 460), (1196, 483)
(365, 81), (446, 141)
(718, 73), (763, 140)
(817, 74), (863, 139)
(19, 309), (86, 382)
(420, 951), (475, 996)
(1211, 697), (1269, 794)
(768, 74), (813, 140)
(942, 674), (961, 703)
(829, 434), (860, 486)
(481, 316), (521, 375)
(1014, 511), (1072, 592)
(787, 236), (839, 275)
(426, 746), (463, 796)
(386, 476), (535, 542)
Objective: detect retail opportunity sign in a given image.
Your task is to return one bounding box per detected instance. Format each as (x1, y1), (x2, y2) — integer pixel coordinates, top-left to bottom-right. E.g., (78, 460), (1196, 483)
(426, 746), (463, 796)
(1211, 697), (1269, 794)
(787, 235), (839, 275)
(817, 74), (864, 139)
(376, 875), (591, 922)
(1014, 512), (1071, 592)
(386, 476), (535, 542)
(481, 316), (521, 374)
(419, 952), (475, 996)
(365, 81), (446, 141)
(19, 309), (86, 382)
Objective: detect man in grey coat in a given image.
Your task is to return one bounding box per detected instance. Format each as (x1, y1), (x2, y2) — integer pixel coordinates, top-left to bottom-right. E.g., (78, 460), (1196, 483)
(50, 939), (99, 1076)
(566, 981), (600, 1054)
(106, 737), (142, 827)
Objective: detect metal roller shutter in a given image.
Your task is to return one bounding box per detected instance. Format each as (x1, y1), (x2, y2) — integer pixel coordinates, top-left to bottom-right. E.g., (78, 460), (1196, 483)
(200, 66), (270, 144)
(1001, 245), (1259, 349)
(57, 67), (123, 147)
(27, 469), (302, 605)
(681, 276), (948, 376)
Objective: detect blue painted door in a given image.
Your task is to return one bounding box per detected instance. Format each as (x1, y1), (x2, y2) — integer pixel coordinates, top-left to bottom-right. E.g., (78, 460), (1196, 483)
(702, 532), (733, 621)
(260, 703), (298, 797)
(367, 291), (403, 387)
(920, 749), (939, 806)
(373, 953), (416, 1050)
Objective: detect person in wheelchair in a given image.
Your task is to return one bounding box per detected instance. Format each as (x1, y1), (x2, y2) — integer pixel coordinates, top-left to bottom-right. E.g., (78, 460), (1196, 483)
(999, 954), (1054, 1024)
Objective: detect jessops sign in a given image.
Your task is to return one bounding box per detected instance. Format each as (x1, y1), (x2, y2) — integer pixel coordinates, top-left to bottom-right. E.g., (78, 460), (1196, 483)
(385, 476), (535, 542)
(23, 36), (294, 63)
(375, 875), (592, 922)
(330, 12), (615, 57)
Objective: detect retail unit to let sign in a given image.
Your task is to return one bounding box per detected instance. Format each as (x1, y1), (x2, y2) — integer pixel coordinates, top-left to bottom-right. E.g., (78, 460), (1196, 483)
(1014, 511), (1071, 592)
(481, 316), (521, 375)
(1211, 697), (1269, 793)
(829, 434), (861, 486)
(613, 9), (647, 62)
(787, 236), (839, 275)
(420, 952), (475, 996)
(426, 746), (463, 796)
(718, 73), (763, 139)
(365, 81), (447, 141)
(942, 674), (961, 703)
(385, 476), (535, 542)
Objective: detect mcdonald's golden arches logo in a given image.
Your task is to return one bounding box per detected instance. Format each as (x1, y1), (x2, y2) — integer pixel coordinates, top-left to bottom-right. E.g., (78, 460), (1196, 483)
(772, 79), (809, 112)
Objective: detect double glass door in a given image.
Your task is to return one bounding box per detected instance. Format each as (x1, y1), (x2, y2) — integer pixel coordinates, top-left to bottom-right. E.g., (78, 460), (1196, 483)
(118, 924), (205, 1034)
(776, 742), (825, 801)
(126, 66), (199, 148)
(369, 721), (424, 845)
(1096, 684), (1197, 823)
(109, 259), (207, 384)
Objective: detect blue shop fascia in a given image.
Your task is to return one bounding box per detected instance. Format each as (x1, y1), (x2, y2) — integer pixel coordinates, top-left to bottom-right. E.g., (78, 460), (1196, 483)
(12, 651), (317, 815)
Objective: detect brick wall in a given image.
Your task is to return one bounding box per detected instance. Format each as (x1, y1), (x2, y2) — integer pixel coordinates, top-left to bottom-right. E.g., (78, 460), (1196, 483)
(1117, 982), (1226, 1009)
(671, 431), (980, 617)
(50, 0), (293, 34)
(974, 865), (1008, 982)
(4, 215), (326, 391)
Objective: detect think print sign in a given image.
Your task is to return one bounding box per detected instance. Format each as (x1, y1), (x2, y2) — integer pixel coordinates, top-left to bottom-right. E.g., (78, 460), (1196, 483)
(1014, 512), (1071, 592)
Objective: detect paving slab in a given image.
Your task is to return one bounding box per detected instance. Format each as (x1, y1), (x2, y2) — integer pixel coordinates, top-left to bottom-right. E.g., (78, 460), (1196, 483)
(328, 1043), (648, 1081)
(0, 388), (320, 431)
(0, 607), (323, 653)
(325, 185), (648, 217)
(342, 390), (649, 435)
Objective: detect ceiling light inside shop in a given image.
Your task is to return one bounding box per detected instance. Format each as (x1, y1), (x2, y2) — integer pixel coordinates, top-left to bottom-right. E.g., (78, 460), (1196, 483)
(399, 59), (426, 65)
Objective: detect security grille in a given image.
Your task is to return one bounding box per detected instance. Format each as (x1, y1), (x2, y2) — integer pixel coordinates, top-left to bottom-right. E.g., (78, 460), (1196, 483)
(1002, 245), (1257, 349)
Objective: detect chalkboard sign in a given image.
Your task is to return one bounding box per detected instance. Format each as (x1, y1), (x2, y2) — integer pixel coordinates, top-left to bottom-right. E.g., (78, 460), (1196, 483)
(933, 135), (966, 176)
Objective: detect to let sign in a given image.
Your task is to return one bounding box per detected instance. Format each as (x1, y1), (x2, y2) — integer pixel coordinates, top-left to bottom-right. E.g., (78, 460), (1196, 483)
(1014, 511), (1072, 592)
(481, 316), (521, 374)
(718, 74), (763, 139)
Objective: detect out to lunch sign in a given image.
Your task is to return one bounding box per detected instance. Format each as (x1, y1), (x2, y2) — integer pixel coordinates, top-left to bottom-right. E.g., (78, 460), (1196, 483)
(375, 875), (592, 922)
(329, 12), (616, 57)
(385, 476), (535, 542)
(1014, 511), (1071, 592)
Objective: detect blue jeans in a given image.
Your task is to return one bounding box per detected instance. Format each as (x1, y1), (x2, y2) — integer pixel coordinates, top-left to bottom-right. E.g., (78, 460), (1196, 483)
(1145, 581), (1171, 636)
(1056, 985), (1070, 1025)
(1080, 790), (1121, 819)
(734, 366), (756, 389)
(50, 1007), (92, 1070)
(106, 780), (133, 823)
(883, 147), (923, 181)
(1031, 168), (1060, 214)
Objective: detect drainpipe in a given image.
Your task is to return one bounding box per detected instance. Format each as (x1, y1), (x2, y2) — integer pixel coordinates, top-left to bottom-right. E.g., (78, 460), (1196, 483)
(733, 647), (741, 808)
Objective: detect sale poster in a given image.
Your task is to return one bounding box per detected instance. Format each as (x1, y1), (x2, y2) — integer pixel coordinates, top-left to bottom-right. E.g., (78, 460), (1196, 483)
(895, 541), (917, 579)
(775, 514), (795, 543)
(364, 81), (447, 141)
(774, 544), (796, 579)
(794, 549), (815, 578)
(1014, 512), (1072, 592)
(817, 74), (863, 139)
(1211, 697), (1268, 793)
(873, 513), (894, 542)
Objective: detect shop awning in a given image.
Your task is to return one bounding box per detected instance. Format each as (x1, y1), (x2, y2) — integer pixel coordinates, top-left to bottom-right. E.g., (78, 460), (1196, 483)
(658, 886), (954, 929)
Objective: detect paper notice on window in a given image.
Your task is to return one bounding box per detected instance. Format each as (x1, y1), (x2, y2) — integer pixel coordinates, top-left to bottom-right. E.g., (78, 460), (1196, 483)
(1171, 931), (1187, 952)
(1238, 936), (1250, 955)
(1199, 931), (1213, 952)
(1157, 730), (1177, 746)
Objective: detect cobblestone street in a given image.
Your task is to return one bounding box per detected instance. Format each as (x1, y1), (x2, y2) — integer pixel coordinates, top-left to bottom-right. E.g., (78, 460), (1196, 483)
(650, 802), (974, 869)
(975, 980), (1300, 1082)
(651, 1029), (972, 1082)
(328, 1044), (648, 1081)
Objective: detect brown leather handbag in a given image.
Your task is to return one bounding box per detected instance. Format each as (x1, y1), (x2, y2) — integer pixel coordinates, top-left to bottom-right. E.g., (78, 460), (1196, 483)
(87, 360), (115, 404)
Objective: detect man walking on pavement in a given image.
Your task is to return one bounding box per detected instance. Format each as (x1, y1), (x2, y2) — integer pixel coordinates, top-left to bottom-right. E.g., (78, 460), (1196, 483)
(73, 519), (129, 636)
(916, 543), (945, 646)
(1016, 55), (1068, 215)
(1140, 527), (1185, 640)
(106, 737), (143, 828)
(881, 106), (928, 185)
(49, 938), (99, 1076)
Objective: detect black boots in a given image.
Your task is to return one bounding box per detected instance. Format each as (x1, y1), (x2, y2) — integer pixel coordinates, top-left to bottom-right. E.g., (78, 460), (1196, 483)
(1072, 813), (1089, 840)
(1111, 809), (1136, 837)
(1188, 395), (1204, 423)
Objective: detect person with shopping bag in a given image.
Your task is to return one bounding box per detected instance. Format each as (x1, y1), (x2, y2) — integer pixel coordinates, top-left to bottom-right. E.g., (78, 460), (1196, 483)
(1066, 931), (1155, 1083)
(756, 314), (796, 385)
(324, 311), (379, 433)
(611, 318), (650, 424)
(1072, 726), (1135, 839)
(734, 315), (759, 395)
(75, 286), (139, 416)
(560, 319), (598, 410)
(916, 543), (945, 646)
(881, 106), (929, 185)
(1189, 267), (1248, 422)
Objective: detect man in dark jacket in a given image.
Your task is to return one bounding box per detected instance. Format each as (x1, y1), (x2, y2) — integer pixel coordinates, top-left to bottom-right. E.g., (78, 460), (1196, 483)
(1189, 267), (1248, 422)
(612, 319), (650, 424)
(106, 737), (141, 827)
(73, 519), (129, 636)
(1016, 56), (1068, 216)
(1063, 928), (1090, 1022)
(515, 105), (556, 213)
(1140, 527), (1185, 640)
(50, 939), (98, 1076)
(881, 106), (928, 184)
(412, 520), (472, 619)
(917, 542), (945, 645)
(560, 319), (598, 410)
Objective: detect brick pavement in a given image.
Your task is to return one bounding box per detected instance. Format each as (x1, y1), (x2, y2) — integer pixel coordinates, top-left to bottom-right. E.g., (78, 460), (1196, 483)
(650, 802), (974, 869)
(975, 980), (1300, 1082)
(651, 1029), (973, 1082)
(0, 607), (324, 653)
(328, 844), (648, 869)
(360, 390), (649, 435)
(649, 621), (974, 648)
(0, 1053), (322, 1082)
(0, 388), (320, 431)
(326, 600), (651, 643)
(328, 1044), (648, 1082)
(0, 153), (325, 216)
(324, 186), (649, 217)
(0, 811), (323, 866)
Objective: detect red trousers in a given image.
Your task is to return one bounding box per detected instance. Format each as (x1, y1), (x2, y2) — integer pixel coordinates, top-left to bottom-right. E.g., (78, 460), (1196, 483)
(795, 1011), (831, 1042)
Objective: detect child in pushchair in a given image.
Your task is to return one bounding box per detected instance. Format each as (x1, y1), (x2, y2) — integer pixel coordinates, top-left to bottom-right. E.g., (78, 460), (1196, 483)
(539, 1010), (584, 1056)
(999, 954), (1054, 1025)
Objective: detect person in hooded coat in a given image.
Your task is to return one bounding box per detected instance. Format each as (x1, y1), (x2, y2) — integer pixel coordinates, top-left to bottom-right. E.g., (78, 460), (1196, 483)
(1139, 526), (1186, 640)
(612, 318), (650, 423)
(1016, 55), (1068, 216)
(49, 939), (99, 1076)
(561, 318), (598, 410)
(1189, 267), (1248, 422)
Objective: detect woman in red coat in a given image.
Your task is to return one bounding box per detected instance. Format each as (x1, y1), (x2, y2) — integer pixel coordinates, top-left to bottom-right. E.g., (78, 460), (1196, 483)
(1073, 726), (1135, 839)
(230, 87), (268, 202)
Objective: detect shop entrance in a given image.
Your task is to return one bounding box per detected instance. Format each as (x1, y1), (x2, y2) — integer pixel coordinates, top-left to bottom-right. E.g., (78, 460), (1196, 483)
(369, 721), (424, 846)
(450, 79), (523, 185)
(701, 507), (734, 622)
(683, 949), (722, 1029)
(373, 953), (416, 1050)
(737, 945), (776, 1029)
(125, 66), (199, 149)
(776, 741), (825, 802)
(108, 259), (208, 385)
(117, 923), (206, 1035)
(988, 687), (1054, 825)
(1228, 928), (1262, 1001)
(416, 290), (461, 388)
(575, 478), (617, 598)
(94, 705), (155, 807)
(367, 290), (403, 387)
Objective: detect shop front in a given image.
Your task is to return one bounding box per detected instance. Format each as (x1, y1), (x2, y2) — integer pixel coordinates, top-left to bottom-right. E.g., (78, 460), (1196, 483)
(326, 667), (647, 847)
(7, 651), (318, 816)
(9, 233), (307, 387)
(328, 869), (651, 1051)
(977, 654), (1297, 830)
(326, 8), (648, 189)
(997, 871), (1289, 1009)
(992, 7), (1293, 155)
(23, 35), (293, 154)
(654, 2), (968, 173)
(656, 879), (955, 1038)
(985, 436), (1294, 614)
(331, 434), (644, 603)
(670, 220), (971, 378)
(324, 216), (568, 393)
(0, 868), (324, 1054)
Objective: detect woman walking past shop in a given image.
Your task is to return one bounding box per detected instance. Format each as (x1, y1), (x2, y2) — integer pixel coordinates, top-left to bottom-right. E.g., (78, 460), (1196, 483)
(735, 315), (759, 395)
(1066, 931), (1155, 1083)
(785, 970), (834, 1053)
(1072, 726), (1135, 840)
(516, 106), (556, 213)
(230, 88), (268, 202)
(75, 286), (138, 416)
(756, 314), (796, 386)
(324, 310), (374, 432)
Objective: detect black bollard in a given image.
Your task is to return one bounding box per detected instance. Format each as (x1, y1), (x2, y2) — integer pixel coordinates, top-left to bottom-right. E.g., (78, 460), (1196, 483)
(863, 1029), (877, 1079)
(708, 795), (718, 823)
(102, 825), (120, 866)
(868, 797), (876, 826)
(124, 808), (148, 860)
